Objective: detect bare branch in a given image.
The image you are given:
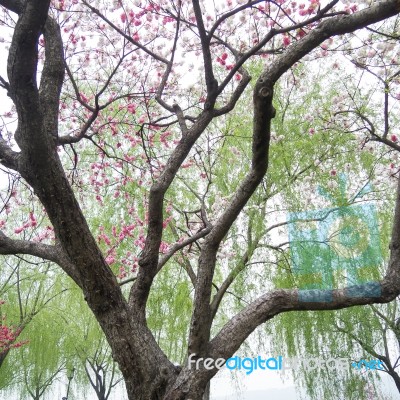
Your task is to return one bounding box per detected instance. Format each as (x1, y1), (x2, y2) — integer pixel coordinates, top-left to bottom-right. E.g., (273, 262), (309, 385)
(0, 75), (10, 92)
(192, 0), (218, 108)
(208, 172), (400, 370)
(64, 62), (95, 112)
(0, 230), (78, 281)
(172, 103), (189, 136)
(128, 109), (215, 313)
(208, 281), (398, 364)
(119, 276), (137, 287)
(208, 0), (265, 38)
(216, 0), (341, 97)
(212, 72), (251, 117)
(157, 226), (212, 272)
(366, 26), (400, 40)
(82, 0), (168, 65)
(155, 2), (181, 112)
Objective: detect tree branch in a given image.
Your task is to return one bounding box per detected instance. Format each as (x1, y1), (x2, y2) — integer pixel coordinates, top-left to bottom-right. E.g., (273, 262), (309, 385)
(0, 136), (19, 170)
(208, 281), (399, 364)
(212, 72), (251, 117)
(188, 43), (275, 357)
(208, 173), (400, 365)
(216, 0), (341, 97)
(192, 0), (218, 109)
(39, 16), (65, 140)
(128, 110), (215, 314)
(81, 0), (168, 65)
(0, 0), (23, 14)
(187, 0), (400, 357)
(157, 226), (212, 272)
(0, 230), (79, 281)
(155, 2), (182, 113)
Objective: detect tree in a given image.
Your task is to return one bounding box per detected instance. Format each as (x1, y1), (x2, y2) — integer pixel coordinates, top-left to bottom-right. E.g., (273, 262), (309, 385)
(65, 284), (124, 400)
(267, 27), (400, 398)
(0, 257), (67, 369)
(0, 1), (400, 399)
(0, 302), (68, 399)
(0, 262), (125, 400)
(272, 298), (400, 399)
(0, 300), (26, 361)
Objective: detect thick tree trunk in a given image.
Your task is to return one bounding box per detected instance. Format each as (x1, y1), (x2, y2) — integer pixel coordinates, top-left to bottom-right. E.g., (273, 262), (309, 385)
(121, 369), (211, 400)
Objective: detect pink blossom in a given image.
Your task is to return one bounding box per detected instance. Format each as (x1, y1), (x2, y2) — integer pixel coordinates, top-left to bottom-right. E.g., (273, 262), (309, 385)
(29, 212), (37, 227)
(106, 255), (115, 265)
(159, 241), (169, 254)
(162, 216), (172, 228)
(80, 93), (88, 103)
(127, 104), (136, 114)
(297, 29), (306, 39)
(283, 36), (291, 47)
(117, 266), (127, 279)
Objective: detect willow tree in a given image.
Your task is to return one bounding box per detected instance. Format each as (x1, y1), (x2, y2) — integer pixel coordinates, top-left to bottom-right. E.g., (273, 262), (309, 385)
(0, 1), (400, 399)
(0, 258), (65, 369)
(269, 20), (400, 398)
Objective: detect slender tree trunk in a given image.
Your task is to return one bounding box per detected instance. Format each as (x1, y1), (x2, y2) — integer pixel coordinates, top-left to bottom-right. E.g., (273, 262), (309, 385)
(0, 349), (9, 369)
(388, 370), (400, 393)
(203, 382), (210, 400)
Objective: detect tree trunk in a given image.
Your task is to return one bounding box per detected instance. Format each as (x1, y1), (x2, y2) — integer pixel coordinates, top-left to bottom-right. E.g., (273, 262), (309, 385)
(0, 349), (9, 369)
(388, 370), (400, 394)
(203, 382), (210, 400)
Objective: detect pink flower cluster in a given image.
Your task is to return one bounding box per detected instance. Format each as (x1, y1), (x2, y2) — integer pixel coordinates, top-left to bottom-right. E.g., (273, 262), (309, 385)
(14, 212), (37, 234)
(0, 302), (28, 354)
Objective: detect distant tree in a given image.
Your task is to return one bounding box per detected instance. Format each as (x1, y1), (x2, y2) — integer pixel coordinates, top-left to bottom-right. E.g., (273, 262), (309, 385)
(0, 259), (65, 368)
(0, 300), (26, 363)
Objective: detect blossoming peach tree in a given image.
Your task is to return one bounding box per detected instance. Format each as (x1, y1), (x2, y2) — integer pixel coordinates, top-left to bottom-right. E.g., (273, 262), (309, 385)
(0, 0), (400, 399)
(0, 301), (26, 362)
